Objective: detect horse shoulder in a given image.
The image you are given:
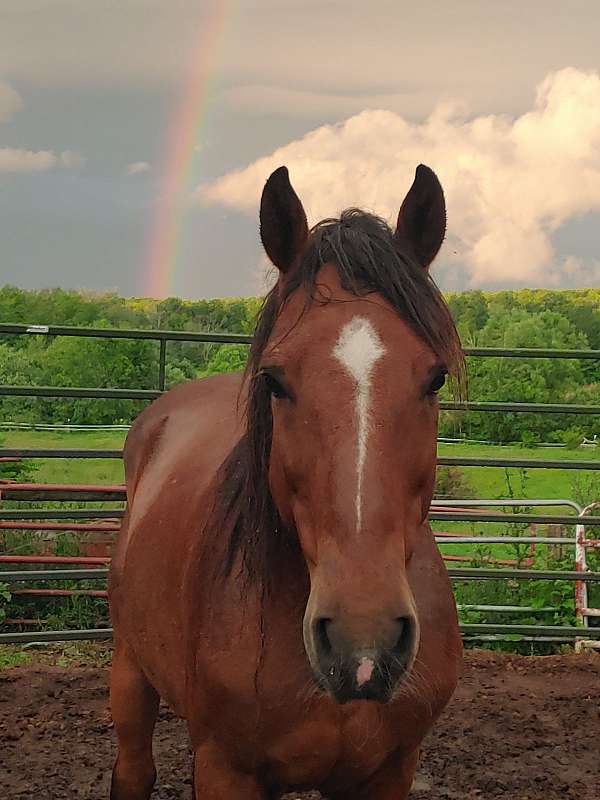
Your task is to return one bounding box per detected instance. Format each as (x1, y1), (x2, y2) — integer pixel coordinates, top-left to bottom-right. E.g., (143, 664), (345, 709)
(124, 371), (245, 497)
(113, 372), (245, 581)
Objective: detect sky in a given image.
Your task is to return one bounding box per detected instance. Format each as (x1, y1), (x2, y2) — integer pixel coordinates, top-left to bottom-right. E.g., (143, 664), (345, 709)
(1, 0), (600, 300)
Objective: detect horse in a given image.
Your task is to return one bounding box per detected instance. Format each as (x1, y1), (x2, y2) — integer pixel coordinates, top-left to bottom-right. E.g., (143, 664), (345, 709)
(108, 163), (465, 799)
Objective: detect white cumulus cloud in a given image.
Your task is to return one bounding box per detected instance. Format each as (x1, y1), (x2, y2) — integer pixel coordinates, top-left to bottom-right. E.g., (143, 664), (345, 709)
(197, 68), (600, 288)
(126, 161), (151, 175)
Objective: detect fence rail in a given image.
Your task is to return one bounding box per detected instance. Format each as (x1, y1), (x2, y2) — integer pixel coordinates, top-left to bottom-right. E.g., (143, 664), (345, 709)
(2, 449), (600, 474)
(2, 385), (600, 415)
(2, 323), (599, 358)
(4, 566), (600, 585)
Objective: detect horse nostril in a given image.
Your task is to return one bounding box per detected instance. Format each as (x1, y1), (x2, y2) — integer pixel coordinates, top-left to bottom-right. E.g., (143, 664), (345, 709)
(392, 616), (414, 665)
(314, 617), (333, 659)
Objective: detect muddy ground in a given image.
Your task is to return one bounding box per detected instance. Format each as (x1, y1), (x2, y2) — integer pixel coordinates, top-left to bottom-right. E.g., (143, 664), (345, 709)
(1, 649), (599, 799)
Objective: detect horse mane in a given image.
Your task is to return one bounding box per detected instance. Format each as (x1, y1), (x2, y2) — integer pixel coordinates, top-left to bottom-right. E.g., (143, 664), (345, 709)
(207, 209), (466, 592)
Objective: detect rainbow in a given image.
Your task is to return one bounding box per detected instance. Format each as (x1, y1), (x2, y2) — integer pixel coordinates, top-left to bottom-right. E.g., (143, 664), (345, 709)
(145, 0), (235, 299)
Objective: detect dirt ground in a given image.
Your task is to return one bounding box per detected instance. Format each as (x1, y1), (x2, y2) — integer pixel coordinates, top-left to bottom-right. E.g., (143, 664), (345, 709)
(1, 649), (599, 799)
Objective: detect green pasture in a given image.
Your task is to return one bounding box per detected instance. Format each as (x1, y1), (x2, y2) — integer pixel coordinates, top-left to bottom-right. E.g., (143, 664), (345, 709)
(3, 429), (598, 563)
(3, 430), (599, 501)
(2, 429), (126, 485)
(2, 429), (599, 642)
(437, 440), (600, 503)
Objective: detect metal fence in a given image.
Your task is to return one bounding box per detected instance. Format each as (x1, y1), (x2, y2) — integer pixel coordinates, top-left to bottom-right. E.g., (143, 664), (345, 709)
(1, 322), (600, 646)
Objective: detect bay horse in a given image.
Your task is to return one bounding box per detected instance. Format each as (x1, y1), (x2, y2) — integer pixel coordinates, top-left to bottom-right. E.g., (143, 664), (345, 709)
(109, 163), (465, 799)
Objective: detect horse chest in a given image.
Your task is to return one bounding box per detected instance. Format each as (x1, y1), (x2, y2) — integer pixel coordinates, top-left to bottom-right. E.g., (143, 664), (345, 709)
(264, 705), (396, 788)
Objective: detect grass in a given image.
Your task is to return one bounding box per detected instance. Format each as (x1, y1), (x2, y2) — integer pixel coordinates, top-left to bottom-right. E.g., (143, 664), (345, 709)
(438, 441), (600, 503)
(2, 429), (126, 485)
(3, 430), (599, 499)
(0, 642), (112, 670)
(2, 429), (599, 641)
(0, 646), (31, 670)
(4, 429), (598, 565)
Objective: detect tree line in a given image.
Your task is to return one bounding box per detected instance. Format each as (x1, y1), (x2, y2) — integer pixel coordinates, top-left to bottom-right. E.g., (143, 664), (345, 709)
(0, 285), (598, 444)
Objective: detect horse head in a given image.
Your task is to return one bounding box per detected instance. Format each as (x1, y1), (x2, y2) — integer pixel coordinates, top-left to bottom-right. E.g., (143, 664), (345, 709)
(231, 165), (463, 704)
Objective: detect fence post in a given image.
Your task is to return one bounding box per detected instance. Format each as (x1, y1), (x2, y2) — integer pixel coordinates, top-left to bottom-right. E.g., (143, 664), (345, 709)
(575, 515), (589, 627)
(158, 338), (167, 391)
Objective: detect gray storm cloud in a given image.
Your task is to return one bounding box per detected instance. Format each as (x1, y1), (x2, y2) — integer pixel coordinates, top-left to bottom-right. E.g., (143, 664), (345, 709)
(0, 80), (85, 174)
(0, 80), (23, 122)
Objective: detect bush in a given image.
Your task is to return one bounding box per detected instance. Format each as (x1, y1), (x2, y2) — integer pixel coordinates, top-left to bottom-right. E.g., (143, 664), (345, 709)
(0, 434), (38, 482)
(563, 429), (583, 450)
(435, 466), (474, 499)
(0, 582), (11, 625)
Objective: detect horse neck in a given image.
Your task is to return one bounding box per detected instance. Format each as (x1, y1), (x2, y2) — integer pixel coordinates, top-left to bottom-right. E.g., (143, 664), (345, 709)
(261, 530), (311, 626)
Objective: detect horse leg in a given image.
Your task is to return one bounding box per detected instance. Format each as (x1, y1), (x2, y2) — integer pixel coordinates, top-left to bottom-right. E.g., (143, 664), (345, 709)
(110, 645), (159, 800)
(193, 740), (267, 799)
(352, 748), (420, 800)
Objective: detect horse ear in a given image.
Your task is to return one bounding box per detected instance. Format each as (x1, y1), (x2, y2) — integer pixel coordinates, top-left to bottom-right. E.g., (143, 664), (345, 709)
(260, 166), (308, 273)
(394, 164), (446, 269)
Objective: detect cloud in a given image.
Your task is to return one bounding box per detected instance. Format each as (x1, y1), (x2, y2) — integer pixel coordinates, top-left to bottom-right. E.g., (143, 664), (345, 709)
(0, 148), (57, 172)
(0, 80), (22, 122)
(222, 84), (434, 119)
(197, 68), (600, 288)
(1, 0), (600, 129)
(560, 256), (600, 288)
(0, 80), (84, 174)
(0, 2), (233, 90)
(252, 252), (278, 295)
(60, 150), (86, 168)
(126, 161), (151, 175)
(0, 148), (86, 174)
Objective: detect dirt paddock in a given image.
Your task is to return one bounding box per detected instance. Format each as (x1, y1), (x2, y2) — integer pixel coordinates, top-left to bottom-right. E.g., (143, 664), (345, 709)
(1, 649), (599, 799)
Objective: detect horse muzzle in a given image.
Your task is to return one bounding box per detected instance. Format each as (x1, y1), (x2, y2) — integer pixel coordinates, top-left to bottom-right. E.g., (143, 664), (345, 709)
(308, 614), (418, 704)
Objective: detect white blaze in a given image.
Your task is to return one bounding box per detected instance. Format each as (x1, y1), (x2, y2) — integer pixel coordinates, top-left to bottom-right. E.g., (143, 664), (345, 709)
(333, 317), (386, 532)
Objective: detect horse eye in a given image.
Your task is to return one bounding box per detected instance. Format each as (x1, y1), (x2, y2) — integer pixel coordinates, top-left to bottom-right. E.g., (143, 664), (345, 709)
(264, 372), (288, 400)
(428, 371), (447, 394)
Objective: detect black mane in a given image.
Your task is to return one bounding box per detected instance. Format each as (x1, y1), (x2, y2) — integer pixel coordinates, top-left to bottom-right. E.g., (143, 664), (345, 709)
(207, 209), (465, 591)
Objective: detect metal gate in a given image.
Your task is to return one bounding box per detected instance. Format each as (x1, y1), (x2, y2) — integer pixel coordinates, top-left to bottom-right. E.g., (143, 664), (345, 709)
(1, 322), (599, 646)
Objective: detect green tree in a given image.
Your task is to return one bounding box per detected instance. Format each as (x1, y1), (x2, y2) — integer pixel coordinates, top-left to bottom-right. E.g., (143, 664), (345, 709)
(447, 290), (489, 345)
(442, 308), (590, 443)
(34, 335), (157, 424)
(203, 344), (249, 376)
